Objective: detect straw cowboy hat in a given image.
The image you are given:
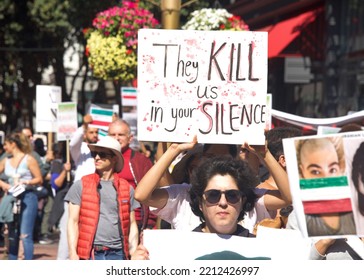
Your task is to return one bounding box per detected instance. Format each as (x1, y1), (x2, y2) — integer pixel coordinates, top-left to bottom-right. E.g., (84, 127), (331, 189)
(88, 136), (124, 172)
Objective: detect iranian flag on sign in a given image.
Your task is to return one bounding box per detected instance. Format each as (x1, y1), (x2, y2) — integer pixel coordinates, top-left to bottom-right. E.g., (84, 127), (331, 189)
(89, 107), (114, 130)
(299, 176), (353, 214)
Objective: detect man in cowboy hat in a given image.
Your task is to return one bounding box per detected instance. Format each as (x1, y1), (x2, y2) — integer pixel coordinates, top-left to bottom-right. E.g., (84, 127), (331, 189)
(66, 136), (140, 260)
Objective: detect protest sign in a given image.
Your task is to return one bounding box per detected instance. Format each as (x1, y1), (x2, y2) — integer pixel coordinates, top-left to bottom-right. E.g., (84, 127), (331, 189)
(343, 136), (364, 236)
(265, 93), (272, 130)
(143, 228), (311, 260)
(121, 87), (137, 107)
(255, 226), (311, 260)
(89, 104), (117, 131)
(36, 85), (62, 132)
(137, 29), (268, 144)
(57, 102), (78, 141)
(272, 109), (364, 133)
(283, 132), (364, 238)
(143, 229), (271, 260)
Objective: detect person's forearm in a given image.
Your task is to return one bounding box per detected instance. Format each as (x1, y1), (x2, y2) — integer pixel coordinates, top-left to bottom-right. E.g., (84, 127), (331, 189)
(134, 144), (181, 203)
(128, 221), (139, 257)
(0, 179), (10, 191)
(68, 218), (80, 260)
(310, 239), (335, 260)
(69, 126), (84, 161)
(262, 150), (291, 204)
(54, 170), (67, 187)
(68, 203), (81, 260)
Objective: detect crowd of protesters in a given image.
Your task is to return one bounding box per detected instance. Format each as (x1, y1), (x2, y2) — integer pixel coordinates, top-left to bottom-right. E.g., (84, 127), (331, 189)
(0, 115), (363, 260)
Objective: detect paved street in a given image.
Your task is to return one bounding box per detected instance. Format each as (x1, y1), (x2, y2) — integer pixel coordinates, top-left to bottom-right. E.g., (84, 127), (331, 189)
(1, 232), (59, 260)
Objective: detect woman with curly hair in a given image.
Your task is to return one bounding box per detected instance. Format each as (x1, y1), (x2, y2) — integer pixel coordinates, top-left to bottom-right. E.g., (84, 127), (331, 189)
(188, 156), (257, 236)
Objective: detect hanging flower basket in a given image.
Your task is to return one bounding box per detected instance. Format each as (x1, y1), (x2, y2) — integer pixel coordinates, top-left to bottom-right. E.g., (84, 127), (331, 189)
(182, 8), (249, 31)
(85, 1), (160, 81)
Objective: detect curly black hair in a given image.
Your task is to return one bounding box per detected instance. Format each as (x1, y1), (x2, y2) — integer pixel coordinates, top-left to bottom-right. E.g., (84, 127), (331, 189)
(188, 155), (258, 223)
(266, 126), (302, 161)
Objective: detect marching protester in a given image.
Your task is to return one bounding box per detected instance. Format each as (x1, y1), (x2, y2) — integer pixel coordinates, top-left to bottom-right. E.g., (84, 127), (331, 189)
(66, 136), (139, 260)
(133, 136), (291, 234)
(0, 132), (43, 260)
(108, 119), (157, 231)
(47, 142), (72, 236)
(56, 114), (98, 259)
(250, 126), (302, 233)
(132, 155), (258, 260)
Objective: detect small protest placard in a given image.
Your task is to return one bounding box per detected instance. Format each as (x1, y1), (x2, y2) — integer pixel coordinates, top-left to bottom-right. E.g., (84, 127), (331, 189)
(121, 87), (137, 107)
(0, 131), (4, 144)
(57, 102), (78, 141)
(36, 85), (62, 132)
(137, 29), (268, 144)
(89, 105), (115, 131)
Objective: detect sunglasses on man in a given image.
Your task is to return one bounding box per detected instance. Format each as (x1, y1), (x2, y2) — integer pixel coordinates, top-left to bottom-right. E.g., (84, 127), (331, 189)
(203, 189), (243, 205)
(90, 151), (114, 159)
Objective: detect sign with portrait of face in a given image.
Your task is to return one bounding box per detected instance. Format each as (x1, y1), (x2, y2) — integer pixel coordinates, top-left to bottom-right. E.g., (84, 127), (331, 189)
(137, 29), (268, 145)
(283, 132), (364, 238)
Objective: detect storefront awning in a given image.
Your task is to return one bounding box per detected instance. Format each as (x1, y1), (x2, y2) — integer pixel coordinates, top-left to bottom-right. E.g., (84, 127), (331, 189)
(260, 9), (320, 58)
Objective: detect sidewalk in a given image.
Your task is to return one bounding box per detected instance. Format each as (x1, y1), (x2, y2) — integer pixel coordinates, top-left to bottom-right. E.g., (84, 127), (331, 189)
(0, 232), (59, 260)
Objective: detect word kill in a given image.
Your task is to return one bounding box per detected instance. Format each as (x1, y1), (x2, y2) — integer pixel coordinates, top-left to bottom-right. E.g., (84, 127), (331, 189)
(153, 41), (261, 83)
(149, 101), (266, 133)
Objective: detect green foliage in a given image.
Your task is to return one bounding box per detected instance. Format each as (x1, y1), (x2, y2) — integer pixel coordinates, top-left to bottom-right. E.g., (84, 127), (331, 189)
(28, 0), (72, 35)
(0, 0), (13, 20)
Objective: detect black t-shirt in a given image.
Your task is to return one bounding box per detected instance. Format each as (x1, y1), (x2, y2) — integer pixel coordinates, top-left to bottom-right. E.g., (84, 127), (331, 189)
(193, 223), (255, 237)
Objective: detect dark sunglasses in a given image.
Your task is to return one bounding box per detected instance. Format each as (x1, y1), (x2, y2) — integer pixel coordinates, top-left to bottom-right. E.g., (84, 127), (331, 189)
(203, 189), (243, 205)
(90, 151), (114, 159)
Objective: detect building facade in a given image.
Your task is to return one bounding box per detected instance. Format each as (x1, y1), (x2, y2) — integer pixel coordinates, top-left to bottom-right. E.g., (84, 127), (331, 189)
(227, 0), (364, 118)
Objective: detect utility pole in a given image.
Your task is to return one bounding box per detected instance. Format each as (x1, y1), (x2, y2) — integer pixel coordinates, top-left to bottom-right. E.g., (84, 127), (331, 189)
(161, 0), (181, 29)
(159, 0), (199, 29)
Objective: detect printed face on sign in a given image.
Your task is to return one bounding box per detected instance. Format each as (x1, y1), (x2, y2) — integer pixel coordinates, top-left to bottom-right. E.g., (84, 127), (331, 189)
(296, 137), (344, 179)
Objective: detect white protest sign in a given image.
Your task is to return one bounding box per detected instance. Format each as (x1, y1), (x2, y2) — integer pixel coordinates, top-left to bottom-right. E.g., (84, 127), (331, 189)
(0, 131), (4, 144)
(255, 226), (311, 260)
(265, 93), (272, 130)
(143, 229), (271, 260)
(57, 102), (78, 141)
(343, 136), (364, 236)
(283, 133), (364, 238)
(138, 29), (268, 144)
(89, 105), (115, 131)
(36, 85), (62, 132)
(121, 87), (137, 107)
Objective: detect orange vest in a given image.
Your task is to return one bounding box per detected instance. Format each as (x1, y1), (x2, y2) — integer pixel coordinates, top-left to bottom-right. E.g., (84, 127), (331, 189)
(77, 173), (131, 259)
